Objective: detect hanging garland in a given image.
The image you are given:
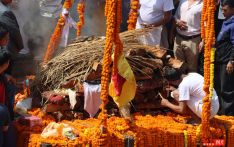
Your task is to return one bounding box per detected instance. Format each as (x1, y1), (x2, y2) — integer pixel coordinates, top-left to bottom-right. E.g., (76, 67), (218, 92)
(43, 0), (73, 64)
(99, 0), (123, 125)
(201, 0), (216, 140)
(77, 0), (86, 36)
(127, 0), (139, 30)
(99, 0), (117, 125)
(113, 0), (123, 75)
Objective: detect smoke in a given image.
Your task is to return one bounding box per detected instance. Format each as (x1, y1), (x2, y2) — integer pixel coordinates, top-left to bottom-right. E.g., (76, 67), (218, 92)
(10, 0), (107, 59)
(69, 0), (106, 38)
(11, 0), (57, 58)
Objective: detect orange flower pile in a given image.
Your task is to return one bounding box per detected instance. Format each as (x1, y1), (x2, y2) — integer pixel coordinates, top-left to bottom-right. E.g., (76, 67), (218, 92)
(77, 0), (85, 36)
(127, 0), (139, 30)
(27, 108), (55, 126)
(43, 0), (73, 64)
(200, 0), (216, 140)
(25, 113), (234, 146)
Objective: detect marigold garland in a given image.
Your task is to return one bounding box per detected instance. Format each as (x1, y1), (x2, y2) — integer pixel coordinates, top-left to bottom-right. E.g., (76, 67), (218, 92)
(43, 0), (73, 64)
(77, 0), (85, 36)
(201, 0), (216, 140)
(99, 0), (116, 126)
(209, 48), (215, 98)
(127, 0), (139, 30)
(99, 0), (124, 128)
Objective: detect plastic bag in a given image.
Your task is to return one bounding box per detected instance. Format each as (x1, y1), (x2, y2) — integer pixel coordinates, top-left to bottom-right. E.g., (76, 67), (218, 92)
(15, 98), (32, 116)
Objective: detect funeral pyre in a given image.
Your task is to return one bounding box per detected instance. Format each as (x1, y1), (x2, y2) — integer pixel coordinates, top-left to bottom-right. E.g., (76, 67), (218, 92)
(20, 28), (185, 121)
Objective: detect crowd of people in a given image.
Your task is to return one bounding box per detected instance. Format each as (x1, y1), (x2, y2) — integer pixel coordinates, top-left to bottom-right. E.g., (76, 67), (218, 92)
(0, 0), (234, 146)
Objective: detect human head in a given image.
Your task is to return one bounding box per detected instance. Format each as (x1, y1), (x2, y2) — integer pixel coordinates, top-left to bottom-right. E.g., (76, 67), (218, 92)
(163, 67), (182, 86)
(0, 49), (11, 74)
(0, 25), (9, 46)
(0, 0), (12, 5)
(222, 0), (234, 18)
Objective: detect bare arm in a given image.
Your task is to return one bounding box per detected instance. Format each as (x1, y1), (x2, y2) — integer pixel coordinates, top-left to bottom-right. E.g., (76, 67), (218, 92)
(160, 95), (187, 114)
(152, 11), (172, 27)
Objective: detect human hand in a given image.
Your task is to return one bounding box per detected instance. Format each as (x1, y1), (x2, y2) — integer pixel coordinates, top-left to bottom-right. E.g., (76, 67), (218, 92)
(159, 93), (169, 107)
(226, 61), (234, 74)
(176, 20), (188, 30)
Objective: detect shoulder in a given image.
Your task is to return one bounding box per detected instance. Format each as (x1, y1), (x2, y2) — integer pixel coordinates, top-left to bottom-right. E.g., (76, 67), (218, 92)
(181, 73), (202, 84)
(187, 73), (203, 79)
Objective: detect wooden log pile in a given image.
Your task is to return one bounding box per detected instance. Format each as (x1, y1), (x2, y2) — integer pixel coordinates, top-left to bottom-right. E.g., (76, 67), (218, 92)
(32, 28), (186, 114)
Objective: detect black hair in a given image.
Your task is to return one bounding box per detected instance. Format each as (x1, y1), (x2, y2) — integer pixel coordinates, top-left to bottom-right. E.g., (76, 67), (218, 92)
(222, 0), (234, 8)
(163, 66), (182, 81)
(0, 49), (11, 66)
(0, 24), (8, 39)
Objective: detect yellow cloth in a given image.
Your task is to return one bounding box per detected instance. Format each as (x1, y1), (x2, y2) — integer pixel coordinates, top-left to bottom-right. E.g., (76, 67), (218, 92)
(109, 53), (136, 108)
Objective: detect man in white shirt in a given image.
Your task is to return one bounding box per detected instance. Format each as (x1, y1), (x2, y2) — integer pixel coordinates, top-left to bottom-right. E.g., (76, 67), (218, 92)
(172, 0), (203, 72)
(160, 67), (219, 122)
(136, 0), (174, 46)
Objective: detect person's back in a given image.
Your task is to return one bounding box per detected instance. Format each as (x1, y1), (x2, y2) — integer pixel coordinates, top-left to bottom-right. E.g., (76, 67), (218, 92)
(179, 73), (205, 100)
(161, 68), (219, 120)
(178, 73), (219, 118)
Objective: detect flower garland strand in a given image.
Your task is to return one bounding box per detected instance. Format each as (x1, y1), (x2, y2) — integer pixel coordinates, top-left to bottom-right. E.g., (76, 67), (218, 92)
(209, 48), (215, 99)
(113, 0), (123, 75)
(77, 0), (85, 36)
(201, 0), (216, 140)
(127, 0), (139, 30)
(99, 0), (124, 127)
(99, 0), (117, 125)
(43, 0), (73, 64)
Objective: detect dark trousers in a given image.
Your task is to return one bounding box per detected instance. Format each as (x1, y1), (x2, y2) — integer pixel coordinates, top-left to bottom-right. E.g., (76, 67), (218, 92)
(214, 64), (234, 115)
(0, 123), (16, 147)
(6, 83), (16, 120)
(0, 105), (10, 147)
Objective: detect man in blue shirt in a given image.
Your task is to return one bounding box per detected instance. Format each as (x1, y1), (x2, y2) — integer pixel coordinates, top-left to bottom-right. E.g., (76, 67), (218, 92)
(215, 0), (234, 115)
